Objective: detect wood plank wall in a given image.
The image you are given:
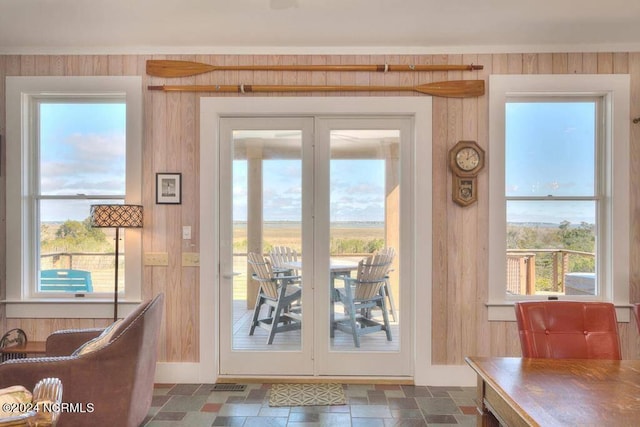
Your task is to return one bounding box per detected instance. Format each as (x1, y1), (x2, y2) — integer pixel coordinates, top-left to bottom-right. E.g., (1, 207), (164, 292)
(0, 53), (639, 366)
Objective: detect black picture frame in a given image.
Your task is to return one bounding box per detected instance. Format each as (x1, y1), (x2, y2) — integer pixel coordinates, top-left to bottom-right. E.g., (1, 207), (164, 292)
(156, 173), (182, 204)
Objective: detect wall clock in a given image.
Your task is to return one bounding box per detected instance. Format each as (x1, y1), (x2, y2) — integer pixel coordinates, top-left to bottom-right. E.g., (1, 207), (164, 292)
(448, 140), (485, 206)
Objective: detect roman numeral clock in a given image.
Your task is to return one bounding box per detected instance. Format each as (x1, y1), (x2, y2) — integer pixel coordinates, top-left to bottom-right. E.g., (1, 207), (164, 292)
(448, 140), (485, 207)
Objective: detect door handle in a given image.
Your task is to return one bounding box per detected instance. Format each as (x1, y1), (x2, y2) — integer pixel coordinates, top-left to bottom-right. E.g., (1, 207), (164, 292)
(222, 272), (241, 279)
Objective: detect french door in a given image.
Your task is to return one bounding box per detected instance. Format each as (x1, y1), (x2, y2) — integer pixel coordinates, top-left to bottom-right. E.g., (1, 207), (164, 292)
(218, 114), (414, 377)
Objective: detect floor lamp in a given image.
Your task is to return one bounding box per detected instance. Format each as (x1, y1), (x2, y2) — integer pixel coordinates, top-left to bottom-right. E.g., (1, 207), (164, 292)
(90, 204), (143, 321)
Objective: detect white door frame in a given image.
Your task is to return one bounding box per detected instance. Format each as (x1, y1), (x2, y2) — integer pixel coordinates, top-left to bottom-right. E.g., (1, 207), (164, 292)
(218, 116), (315, 375)
(199, 96), (443, 384)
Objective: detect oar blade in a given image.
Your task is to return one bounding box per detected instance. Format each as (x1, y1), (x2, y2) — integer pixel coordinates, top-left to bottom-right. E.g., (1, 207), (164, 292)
(415, 80), (485, 98)
(146, 60), (216, 77)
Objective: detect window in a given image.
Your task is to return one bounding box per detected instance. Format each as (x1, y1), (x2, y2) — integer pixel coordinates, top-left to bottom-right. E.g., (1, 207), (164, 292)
(6, 76), (142, 318)
(488, 74), (630, 321)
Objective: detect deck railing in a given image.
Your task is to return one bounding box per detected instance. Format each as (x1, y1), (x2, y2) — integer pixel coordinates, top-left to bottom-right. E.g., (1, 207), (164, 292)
(507, 249), (595, 295)
(40, 252), (121, 292)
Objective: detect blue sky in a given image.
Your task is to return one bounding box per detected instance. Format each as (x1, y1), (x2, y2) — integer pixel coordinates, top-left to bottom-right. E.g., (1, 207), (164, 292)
(505, 101), (596, 225)
(233, 158), (386, 222)
(39, 103), (126, 222)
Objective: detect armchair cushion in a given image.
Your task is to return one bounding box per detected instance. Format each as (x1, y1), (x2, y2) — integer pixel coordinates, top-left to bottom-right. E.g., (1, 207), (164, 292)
(72, 319), (122, 356)
(0, 386), (31, 417)
(45, 329), (103, 357)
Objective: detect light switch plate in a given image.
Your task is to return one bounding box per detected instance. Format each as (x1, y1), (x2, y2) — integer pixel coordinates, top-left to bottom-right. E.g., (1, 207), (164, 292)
(144, 252), (169, 266)
(182, 252), (200, 267)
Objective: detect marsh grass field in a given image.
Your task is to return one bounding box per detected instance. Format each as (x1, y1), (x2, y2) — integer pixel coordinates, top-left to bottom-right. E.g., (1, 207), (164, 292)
(232, 221), (385, 253)
(232, 221), (385, 301)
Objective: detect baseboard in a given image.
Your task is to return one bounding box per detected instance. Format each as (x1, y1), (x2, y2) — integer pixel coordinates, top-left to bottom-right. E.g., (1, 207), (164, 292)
(154, 362), (209, 384)
(416, 364), (477, 387)
(215, 376), (414, 385)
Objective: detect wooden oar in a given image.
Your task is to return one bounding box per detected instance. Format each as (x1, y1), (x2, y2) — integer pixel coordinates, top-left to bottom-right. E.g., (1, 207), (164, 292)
(147, 59), (484, 78)
(147, 80), (484, 98)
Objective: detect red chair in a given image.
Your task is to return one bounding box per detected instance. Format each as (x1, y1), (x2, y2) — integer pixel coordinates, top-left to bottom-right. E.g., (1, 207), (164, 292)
(514, 301), (621, 359)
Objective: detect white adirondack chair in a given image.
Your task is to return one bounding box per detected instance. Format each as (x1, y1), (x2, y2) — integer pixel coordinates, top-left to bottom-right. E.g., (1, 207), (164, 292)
(333, 252), (394, 347)
(248, 252), (302, 344)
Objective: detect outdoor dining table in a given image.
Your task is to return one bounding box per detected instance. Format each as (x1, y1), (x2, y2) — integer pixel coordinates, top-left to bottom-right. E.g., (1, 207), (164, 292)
(281, 259), (360, 337)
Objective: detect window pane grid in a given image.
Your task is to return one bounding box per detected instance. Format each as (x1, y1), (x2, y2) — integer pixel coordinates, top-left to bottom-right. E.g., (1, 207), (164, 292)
(504, 99), (599, 298)
(36, 100), (127, 295)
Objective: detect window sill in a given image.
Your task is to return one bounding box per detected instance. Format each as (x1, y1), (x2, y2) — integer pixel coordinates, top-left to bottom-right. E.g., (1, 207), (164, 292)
(2, 299), (142, 319)
(487, 302), (631, 323)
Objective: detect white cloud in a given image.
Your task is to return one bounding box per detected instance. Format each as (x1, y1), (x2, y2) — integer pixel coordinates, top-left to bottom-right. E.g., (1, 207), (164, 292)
(40, 132), (125, 195)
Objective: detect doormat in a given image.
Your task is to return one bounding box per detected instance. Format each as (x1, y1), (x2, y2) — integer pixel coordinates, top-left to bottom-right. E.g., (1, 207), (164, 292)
(268, 383), (347, 407)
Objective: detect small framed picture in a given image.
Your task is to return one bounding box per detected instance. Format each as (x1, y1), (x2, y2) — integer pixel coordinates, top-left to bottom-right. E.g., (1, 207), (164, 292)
(156, 173), (182, 204)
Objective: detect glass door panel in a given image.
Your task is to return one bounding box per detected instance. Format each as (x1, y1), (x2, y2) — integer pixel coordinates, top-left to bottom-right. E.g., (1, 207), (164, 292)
(329, 130), (401, 352)
(315, 117), (411, 377)
(231, 131), (303, 351)
(219, 118), (313, 375)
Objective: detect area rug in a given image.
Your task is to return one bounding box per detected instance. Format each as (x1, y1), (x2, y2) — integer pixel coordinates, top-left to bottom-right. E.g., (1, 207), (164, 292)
(268, 383), (347, 407)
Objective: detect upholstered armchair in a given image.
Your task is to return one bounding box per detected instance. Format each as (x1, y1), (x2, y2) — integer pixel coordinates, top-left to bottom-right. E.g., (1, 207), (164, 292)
(0, 293), (164, 427)
(514, 300), (621, 359)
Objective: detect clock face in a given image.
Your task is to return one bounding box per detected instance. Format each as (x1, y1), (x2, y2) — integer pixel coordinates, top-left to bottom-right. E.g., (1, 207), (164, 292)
(455, 147), (480, 171)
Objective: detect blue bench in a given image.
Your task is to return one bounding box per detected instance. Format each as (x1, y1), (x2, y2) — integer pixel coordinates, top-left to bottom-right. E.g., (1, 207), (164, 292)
(40, 269), (93, 293)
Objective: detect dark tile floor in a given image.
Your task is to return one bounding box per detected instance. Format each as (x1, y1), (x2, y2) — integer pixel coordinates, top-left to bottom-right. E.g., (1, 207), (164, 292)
(143, 383), (478, 426)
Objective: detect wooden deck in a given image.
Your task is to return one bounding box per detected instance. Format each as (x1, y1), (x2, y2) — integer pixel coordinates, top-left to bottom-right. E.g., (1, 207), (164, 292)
(232, 300), (400, 352)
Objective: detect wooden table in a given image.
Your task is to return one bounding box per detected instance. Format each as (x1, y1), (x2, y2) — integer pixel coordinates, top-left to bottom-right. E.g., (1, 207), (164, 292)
(1, 341), (46, 360)
(465, 356), (640, 427)
(282, 260), (359, 337)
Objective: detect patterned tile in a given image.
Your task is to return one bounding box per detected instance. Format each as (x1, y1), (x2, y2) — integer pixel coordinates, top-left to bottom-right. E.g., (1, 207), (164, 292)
(415, 397), (461, 415)
(211, 415), (247, 426)
(217, 403), (263, 417)
(243, 416), (288, 426)
(161, 395), (208, 412)
(167, 384), (201, 395)
(384, 418), (428, 426)
(151, 411), (186, 421)
(180, 411), (218, 425)
(247, 388), (268, 401)
(258, 407), (291, 417)
(424, 413), (459, 424)
(353, 419), (385, 427)
(400, 385), (432, 397)
(201, 403), (223, 413)
(347, 396), (369, 405)
(351, 404), (393, 418)
(225, 395), (248, 404)
(288, 412), (320, 422)
(459, 405), (477, 415)
(143, 383), (479, 426)
(388, 397), (419, 409)
(391, 408), (425, 419)
(151, 395), (172, 407)
(194, 384), (217, 396)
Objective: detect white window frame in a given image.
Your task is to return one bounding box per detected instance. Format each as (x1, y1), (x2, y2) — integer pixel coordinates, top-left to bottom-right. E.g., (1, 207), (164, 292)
(5, 76), (143, 318)
(488, 74), (630, 322)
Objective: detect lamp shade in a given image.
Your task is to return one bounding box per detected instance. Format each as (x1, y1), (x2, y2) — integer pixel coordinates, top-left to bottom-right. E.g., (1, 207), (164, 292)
(90, 204), (143, 228)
